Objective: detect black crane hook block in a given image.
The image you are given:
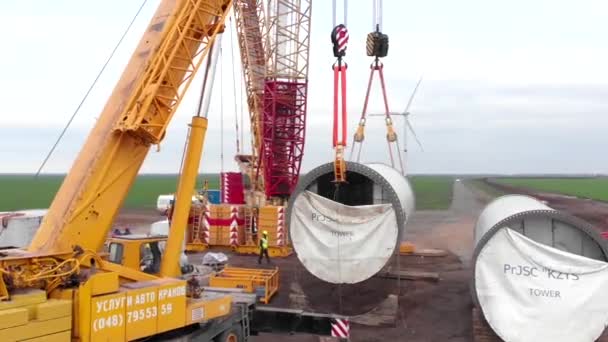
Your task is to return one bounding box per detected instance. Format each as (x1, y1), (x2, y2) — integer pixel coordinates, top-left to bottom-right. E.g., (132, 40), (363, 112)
(366, 31), (389, 58)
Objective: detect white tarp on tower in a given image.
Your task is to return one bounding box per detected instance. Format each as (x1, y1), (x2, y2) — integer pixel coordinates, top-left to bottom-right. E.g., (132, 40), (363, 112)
(0, 210), (47, 248)
(290, 191), (398, 284)
(476, 228), (608, 342)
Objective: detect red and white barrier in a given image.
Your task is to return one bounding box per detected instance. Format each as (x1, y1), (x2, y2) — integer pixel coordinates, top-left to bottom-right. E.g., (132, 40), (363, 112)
(202, 204), (210, 244)
(220, 172), (245, 204)
(331, 318), (349, 338)
(229, 206), (239, 246)
(277, 207), (285, 246)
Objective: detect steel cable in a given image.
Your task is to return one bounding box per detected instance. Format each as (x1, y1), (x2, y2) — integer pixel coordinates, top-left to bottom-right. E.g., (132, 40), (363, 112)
(229, 17), (241, 154)
(333, 184), (343, 314)
(220, 45), (225, 172)
(35, 0), (149, 176)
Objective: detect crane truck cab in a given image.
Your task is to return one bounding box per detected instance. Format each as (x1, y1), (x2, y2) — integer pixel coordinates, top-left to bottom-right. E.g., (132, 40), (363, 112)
(106, 234), (166, 274)
(106, 234), (195, 275)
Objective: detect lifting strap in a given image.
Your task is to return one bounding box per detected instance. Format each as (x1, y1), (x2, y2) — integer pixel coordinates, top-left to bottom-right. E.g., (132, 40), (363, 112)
(331, 23), (349, 183)
(348, 0), (403, 174)
(349, 58), (403, 174)
(331, 0), (349, 183)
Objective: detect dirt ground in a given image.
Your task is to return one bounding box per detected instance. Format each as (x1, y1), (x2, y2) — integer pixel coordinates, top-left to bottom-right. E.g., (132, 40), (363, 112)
(119, 178), (608, 342)
(113, 208), (165, 233)
(116, 181), (484, 342)
(115, 180), (608, 341)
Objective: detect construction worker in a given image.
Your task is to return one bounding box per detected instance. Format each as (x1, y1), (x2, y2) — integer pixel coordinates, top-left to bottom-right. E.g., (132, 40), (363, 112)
(258, 230), (270, 264)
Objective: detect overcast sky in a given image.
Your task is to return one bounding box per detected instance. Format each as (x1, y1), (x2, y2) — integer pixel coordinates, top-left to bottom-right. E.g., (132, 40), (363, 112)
(1, 0), (608, 175)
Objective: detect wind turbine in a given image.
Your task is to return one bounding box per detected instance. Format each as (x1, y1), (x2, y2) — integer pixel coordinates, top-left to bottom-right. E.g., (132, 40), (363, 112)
(368, 76), (424, 174)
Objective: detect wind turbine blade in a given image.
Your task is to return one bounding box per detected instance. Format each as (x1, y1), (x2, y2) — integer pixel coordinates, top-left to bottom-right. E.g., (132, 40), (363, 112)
(406, 119), (424, 151)
(403, 76), (423, 114)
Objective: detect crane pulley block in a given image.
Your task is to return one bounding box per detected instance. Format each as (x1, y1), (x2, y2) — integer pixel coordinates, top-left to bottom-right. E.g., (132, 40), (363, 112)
(366, 31), (389, 58)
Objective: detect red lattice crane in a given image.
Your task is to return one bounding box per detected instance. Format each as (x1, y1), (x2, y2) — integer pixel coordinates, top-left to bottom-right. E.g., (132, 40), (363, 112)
(233, 0), (267, 197)
(233, 0), (311, 202)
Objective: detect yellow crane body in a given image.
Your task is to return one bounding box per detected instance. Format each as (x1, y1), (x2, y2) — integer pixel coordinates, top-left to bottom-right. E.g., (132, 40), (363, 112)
(0, 1), (241, 340)
(0, 0), (350, 340)
(28, 0), (229, 256)
(0, 266), (233, 341)
(105, 235), (169, 272)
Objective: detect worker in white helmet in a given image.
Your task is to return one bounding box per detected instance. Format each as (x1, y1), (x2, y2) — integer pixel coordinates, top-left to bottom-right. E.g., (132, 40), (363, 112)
(258, 230), (270, 264)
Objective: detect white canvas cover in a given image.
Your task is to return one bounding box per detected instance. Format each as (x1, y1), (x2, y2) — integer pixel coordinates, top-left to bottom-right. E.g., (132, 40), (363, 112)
(0, 210), (47, 248)
(475, 228), (608, 342)
(291, 191), (398, 284)
(156, 194), (200, 214)
(202, 252), (229, 265)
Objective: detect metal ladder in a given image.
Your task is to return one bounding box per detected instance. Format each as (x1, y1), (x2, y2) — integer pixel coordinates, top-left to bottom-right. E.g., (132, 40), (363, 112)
(241, 304), (251, 341)
(190, 207), (203, 243)
(243, 207), (255, 245)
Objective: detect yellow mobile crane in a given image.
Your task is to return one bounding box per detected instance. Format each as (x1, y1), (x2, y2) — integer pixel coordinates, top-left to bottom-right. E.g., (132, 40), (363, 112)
(0, 1), (345, 341)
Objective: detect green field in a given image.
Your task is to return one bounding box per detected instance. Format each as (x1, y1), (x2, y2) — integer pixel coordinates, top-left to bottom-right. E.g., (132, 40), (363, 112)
(0, 174), (454, 211)
(494, 177), (608, 201)
(0, 174), (220, 211)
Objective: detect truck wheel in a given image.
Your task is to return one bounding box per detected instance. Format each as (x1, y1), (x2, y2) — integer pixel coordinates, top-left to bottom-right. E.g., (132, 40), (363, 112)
(214, 325), (243, 342)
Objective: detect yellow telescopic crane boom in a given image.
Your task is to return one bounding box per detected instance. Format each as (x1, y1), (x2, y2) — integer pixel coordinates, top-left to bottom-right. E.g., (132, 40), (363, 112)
(0, 4), (352, 341)
(28, 0), (232, 267)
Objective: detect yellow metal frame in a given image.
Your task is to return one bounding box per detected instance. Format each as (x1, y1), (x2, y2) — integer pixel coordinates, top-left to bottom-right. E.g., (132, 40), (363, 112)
(186, 244), (292, 257)
(209, 266), (279, 304)
(399, 241), (416, 255)
(185, 241), (209, 252)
